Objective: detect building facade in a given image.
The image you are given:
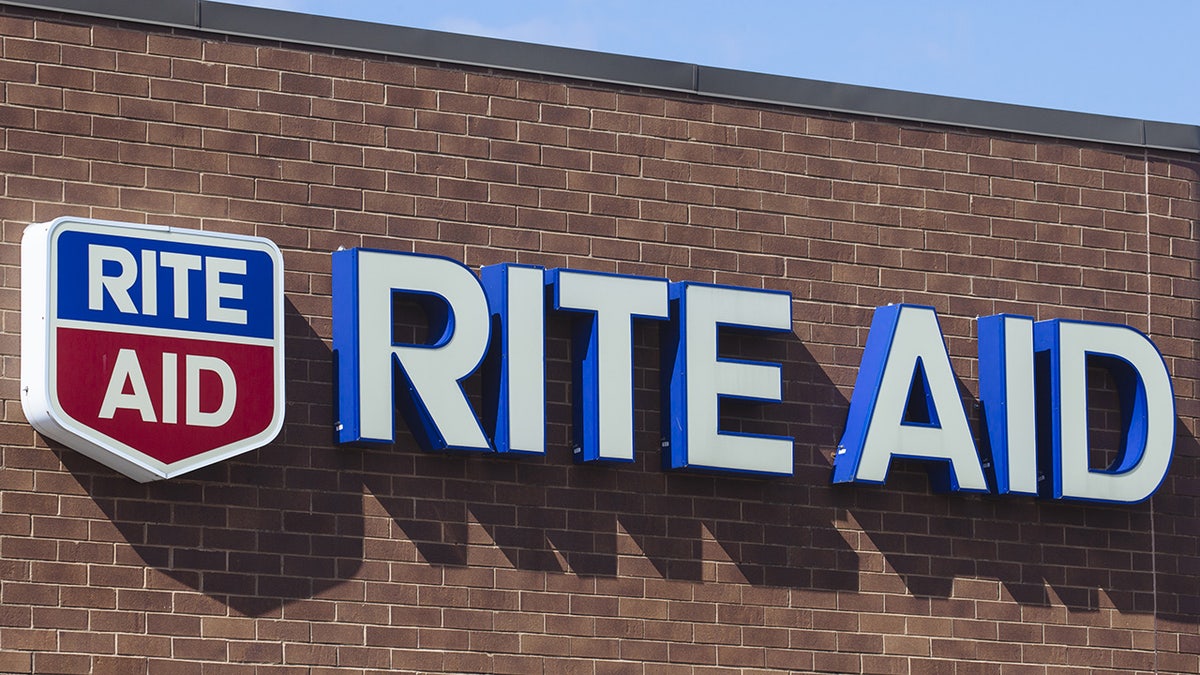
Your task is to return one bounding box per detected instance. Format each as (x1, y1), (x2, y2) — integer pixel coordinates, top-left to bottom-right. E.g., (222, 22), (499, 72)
(0, 1), (1197, 672)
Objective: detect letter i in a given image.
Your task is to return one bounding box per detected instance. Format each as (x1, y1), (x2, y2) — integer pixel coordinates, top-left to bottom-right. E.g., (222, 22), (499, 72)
(142, 250), (157, 316)
(162, 352), (177, 424)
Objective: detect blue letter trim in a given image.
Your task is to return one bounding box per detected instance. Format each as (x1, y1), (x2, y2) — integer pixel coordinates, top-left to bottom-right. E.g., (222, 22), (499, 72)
(831, 305), (901, 485)
(332, 248), (363, 443)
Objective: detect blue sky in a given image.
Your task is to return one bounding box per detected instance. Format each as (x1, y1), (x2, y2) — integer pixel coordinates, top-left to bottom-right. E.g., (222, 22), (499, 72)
(226, 1), (1198, 125)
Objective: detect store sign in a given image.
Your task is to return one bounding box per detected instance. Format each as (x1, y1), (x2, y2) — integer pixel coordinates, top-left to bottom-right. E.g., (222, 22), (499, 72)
(332, 249), (793, 475)
(333, 250), (1175, 504)
(21, 218), (285, 482)
(26, 227), (1172, 501)
(833, 305), (1175, 504)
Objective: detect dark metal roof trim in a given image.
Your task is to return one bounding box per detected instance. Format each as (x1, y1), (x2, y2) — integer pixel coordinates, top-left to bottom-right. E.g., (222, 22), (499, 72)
(4, 0), (1197, 153)
(697, 67), (1150, 148)
(2, 0), (197, 27)
(200, 2), (700, 92)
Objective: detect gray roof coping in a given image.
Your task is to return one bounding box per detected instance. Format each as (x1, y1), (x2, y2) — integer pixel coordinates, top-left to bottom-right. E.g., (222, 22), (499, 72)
(4, 0), (1198, 154)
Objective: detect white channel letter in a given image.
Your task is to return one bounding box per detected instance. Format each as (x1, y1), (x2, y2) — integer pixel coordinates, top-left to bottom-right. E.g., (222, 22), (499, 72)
(676, 284), (793, 475)
(480, 264), (546, 454)
(977, 314), (1038, 495)
(88, 244), (138, 313)
(355, 251), (491, 450)
(1048, 321), (1174, 504)
(205, 256), (248, 325)
(99, 348), (156, 422)
(554, 271), (669, 462)
(185, 355), (237, 428)
(841, 305), (988, 491)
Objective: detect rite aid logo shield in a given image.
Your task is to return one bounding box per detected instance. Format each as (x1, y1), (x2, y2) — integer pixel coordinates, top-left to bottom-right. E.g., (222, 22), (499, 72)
(21, 218), (285, 482)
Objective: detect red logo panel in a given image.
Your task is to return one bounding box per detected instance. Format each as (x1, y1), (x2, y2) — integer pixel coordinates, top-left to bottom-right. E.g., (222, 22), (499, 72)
(55, 328), (277, 465)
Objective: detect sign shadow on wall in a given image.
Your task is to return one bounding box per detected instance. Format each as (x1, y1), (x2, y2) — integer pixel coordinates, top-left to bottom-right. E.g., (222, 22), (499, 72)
(80, 300), (366, 617)
(839, 366), (1199, 622)
(356, 313), (861, 591)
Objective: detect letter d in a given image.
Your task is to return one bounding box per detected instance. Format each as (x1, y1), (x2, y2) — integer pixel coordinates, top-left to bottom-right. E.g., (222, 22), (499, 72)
(1036, 320), (1175, 504)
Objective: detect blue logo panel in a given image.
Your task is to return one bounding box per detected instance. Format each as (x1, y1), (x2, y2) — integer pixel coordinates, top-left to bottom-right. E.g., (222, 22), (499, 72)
(56, 231), (276, 339)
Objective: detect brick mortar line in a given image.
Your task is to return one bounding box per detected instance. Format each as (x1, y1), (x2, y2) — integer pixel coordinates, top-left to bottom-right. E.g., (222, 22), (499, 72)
(1145, 148), (1158, 674)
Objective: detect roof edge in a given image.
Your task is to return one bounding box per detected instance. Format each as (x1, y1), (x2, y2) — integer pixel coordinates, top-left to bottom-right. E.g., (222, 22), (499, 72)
(2, 0), (197, 28)
(4, 0), (1198, 153)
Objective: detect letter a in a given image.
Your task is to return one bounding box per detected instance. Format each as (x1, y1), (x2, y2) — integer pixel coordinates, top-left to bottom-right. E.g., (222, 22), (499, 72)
(98, 348), (157, 422)
(832, 304), (988, 492)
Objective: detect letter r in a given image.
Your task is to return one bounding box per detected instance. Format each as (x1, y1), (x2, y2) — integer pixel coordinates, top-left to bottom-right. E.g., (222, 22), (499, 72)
(332, 249), (491, 451)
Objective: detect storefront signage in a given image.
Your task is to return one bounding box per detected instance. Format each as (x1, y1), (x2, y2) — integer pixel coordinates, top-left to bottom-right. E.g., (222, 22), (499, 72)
(333, 249), (793, 476)
(21, 218), (285, 482)
(23, 230), (1174, 502)
(332, 250), (1175, 503)
(833, 305), (1174, 504)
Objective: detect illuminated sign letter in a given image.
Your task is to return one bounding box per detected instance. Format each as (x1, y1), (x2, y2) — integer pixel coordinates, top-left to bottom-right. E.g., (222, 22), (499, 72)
(832, 304), (988, 492)
(480, 263), (546, 454)
(333, 249), (491, 451)
(1035, 319), (1174, 503)
(978, 314), (1038, 495)
(663, 283), (793, 475)
(549, 269), (668, 462)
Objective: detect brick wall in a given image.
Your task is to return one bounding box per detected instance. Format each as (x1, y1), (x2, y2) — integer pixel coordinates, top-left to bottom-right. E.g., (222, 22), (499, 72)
(0, 5), (1198, 673)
